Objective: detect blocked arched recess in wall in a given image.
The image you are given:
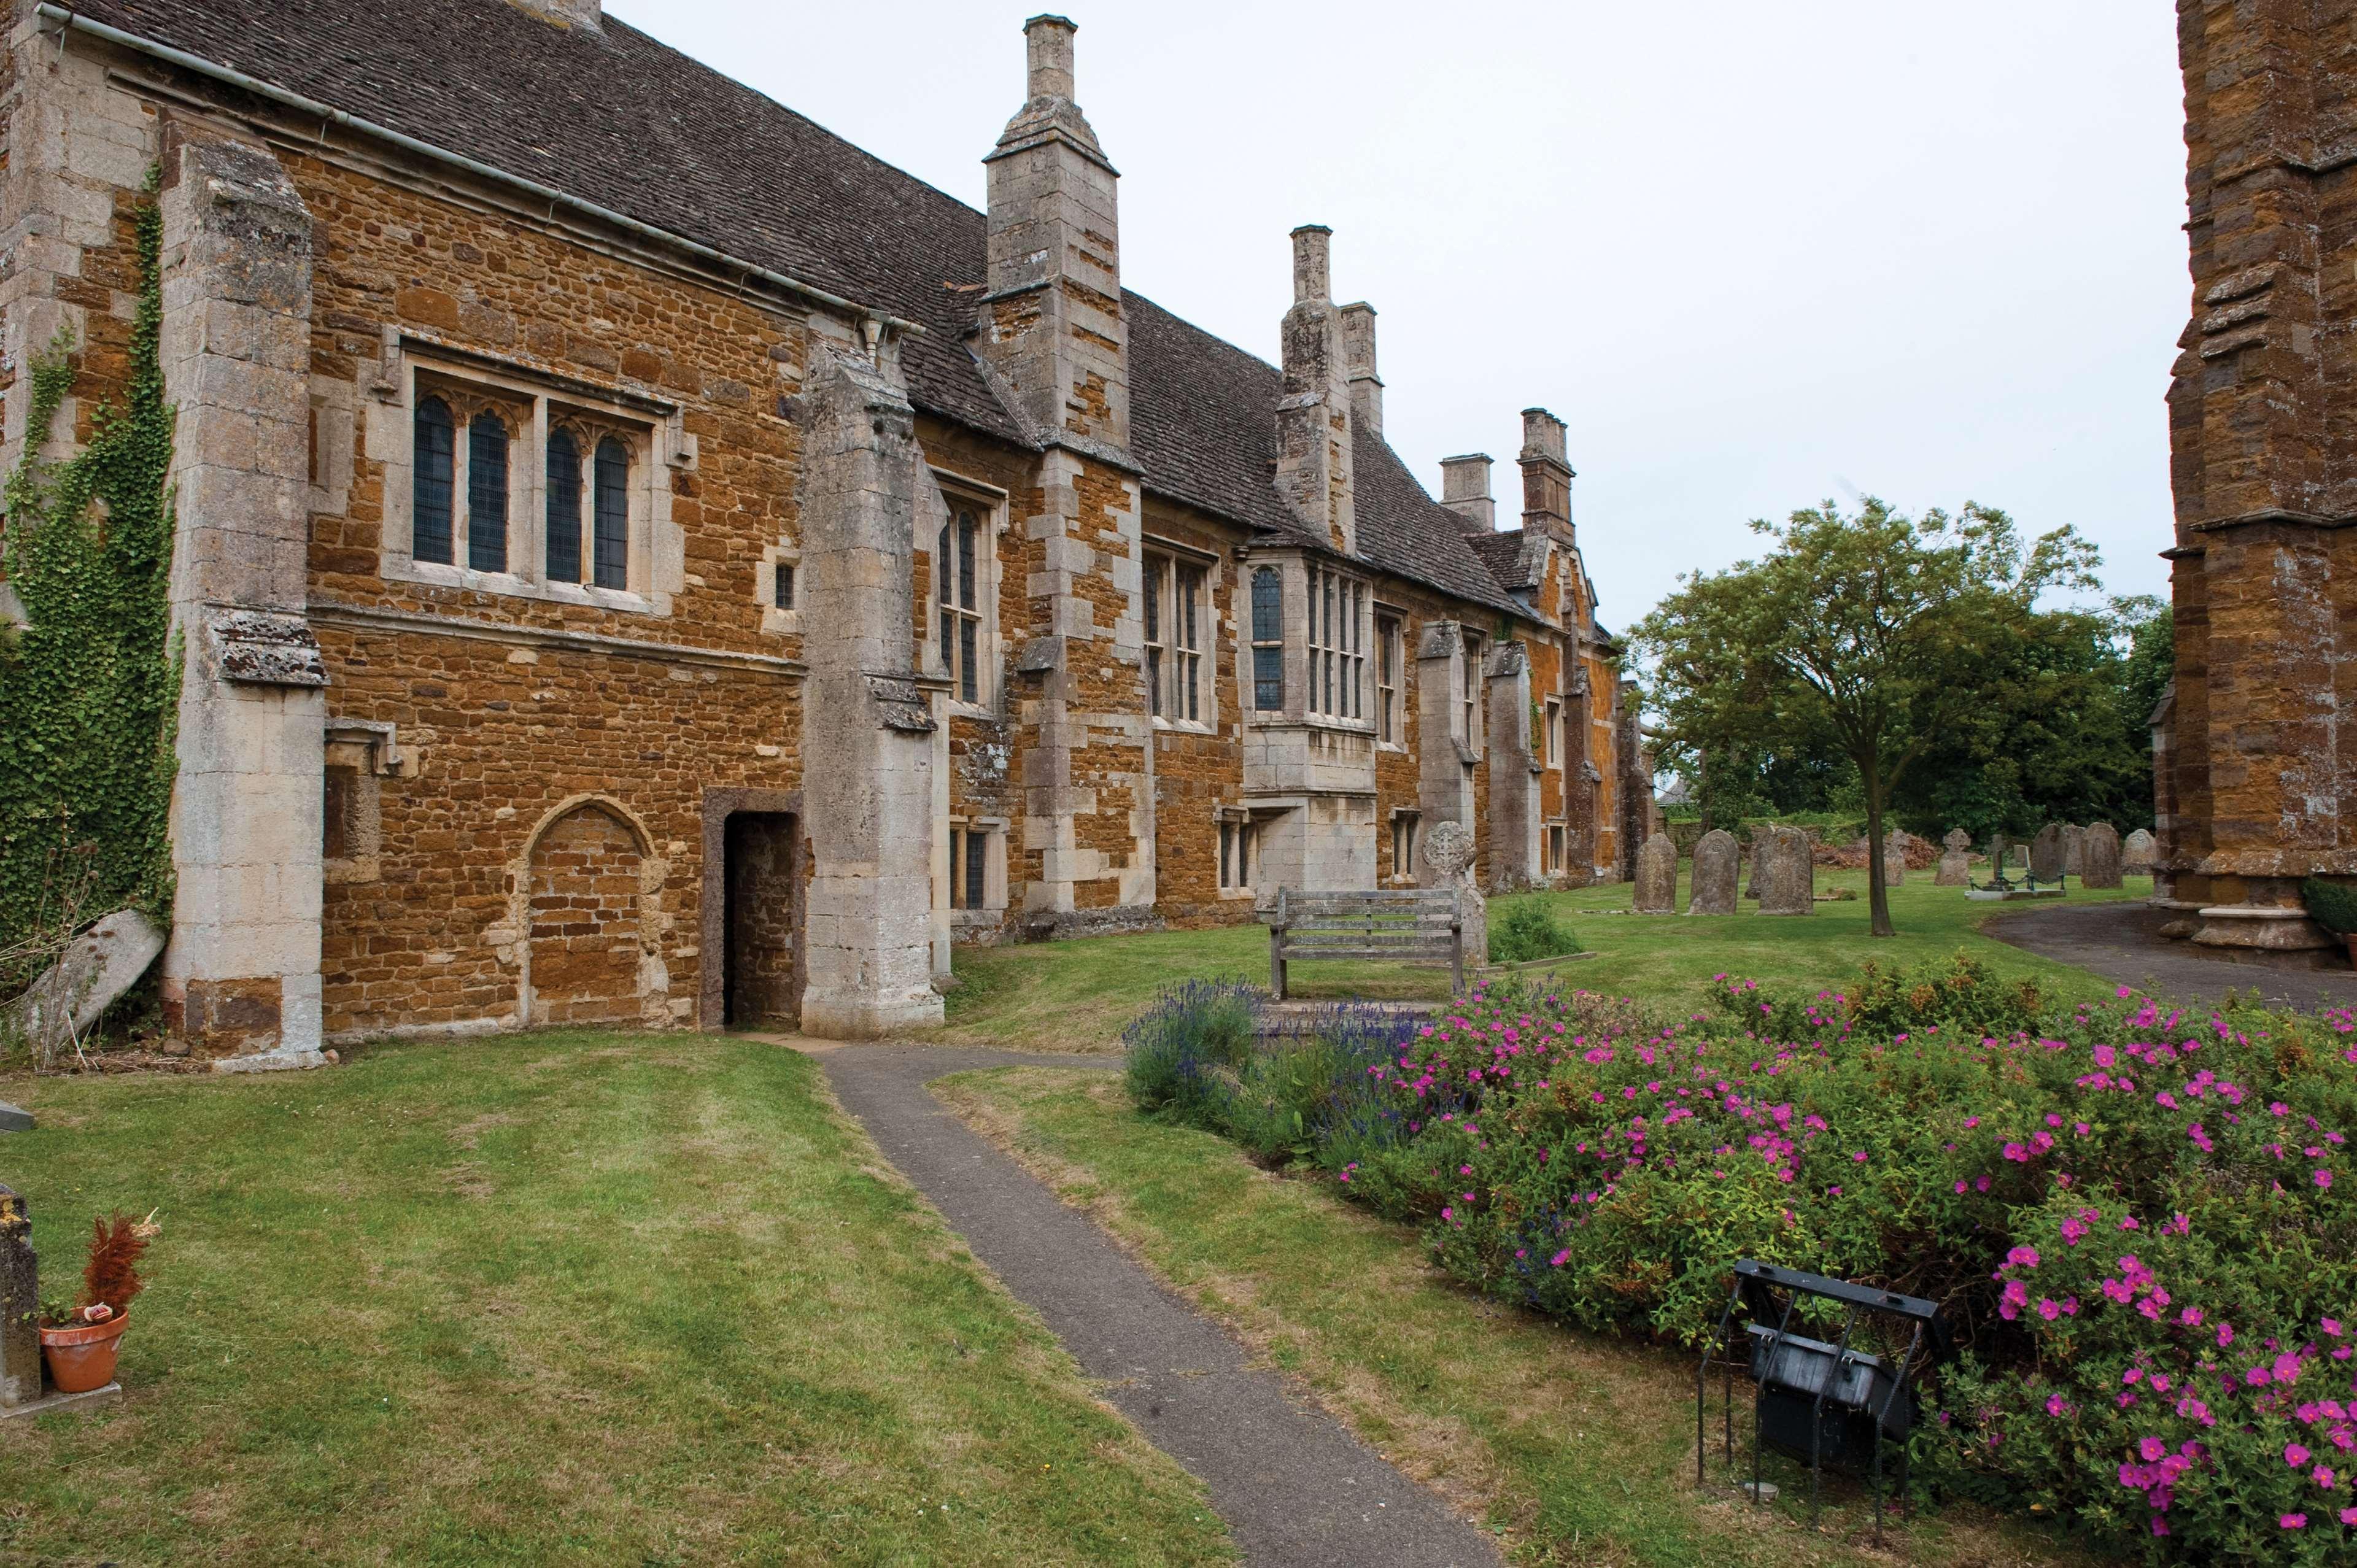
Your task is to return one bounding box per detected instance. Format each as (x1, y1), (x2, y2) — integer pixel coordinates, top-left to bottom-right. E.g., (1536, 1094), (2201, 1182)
(492, 794), (672, 1029)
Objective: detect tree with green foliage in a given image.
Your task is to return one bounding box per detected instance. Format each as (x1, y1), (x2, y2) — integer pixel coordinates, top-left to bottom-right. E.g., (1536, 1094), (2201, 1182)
(1631, 498), (2098, 937)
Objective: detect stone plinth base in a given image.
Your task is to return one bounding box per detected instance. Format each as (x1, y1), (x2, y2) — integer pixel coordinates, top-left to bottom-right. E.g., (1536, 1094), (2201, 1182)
(2193, 905), (2336, 952)
(801, 994), (945, 1041)
(0, 1381), (120, 1421)
(213, 1046), (328, 1074)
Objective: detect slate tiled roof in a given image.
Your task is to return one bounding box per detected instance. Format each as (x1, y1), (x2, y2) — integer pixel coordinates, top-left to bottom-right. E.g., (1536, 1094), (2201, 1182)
(1465, 530), (1543, 596)
(70, 0), (1528, 618)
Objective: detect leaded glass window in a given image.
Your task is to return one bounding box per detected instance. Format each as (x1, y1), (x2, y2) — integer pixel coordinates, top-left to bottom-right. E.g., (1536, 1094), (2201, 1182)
(412, 395), (454, 565)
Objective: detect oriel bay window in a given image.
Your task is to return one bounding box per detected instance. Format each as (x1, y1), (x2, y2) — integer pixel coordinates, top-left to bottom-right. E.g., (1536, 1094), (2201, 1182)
(1306, 563), (1365, 720)
(1145, 551), (1206, 724)
(1250, 566), (1285, 711)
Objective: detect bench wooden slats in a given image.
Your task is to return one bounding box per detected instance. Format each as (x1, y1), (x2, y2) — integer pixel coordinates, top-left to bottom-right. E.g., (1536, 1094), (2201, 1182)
(1264, 884), (1463, 1000)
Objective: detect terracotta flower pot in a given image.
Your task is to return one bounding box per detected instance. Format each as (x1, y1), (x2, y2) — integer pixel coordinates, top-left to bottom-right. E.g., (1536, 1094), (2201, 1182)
(39, 1311), (128, 1394)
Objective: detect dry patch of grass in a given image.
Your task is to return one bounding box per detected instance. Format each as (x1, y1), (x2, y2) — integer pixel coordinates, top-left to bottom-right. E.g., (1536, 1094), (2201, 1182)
(0, 1032), (1233, 1566)
(939, 1067), (2094, 1568)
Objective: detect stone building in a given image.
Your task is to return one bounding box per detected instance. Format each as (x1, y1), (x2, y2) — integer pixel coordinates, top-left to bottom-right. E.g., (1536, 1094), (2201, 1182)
(2159, 0), (2357, 952)
(0, 0), (1642, 1060)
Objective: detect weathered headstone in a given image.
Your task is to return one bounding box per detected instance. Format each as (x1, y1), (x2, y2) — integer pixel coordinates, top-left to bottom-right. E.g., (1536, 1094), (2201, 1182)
(0, 1185), (38, 1408)
(2029, 824), (2067, 883)
(0, 1103), (30, 1134)
(1633, 833), (1678, 914)
(0, 910), (165, 1064)
(1757, 825), (1815, 916)
(1688, 829), (1740, 916)
(1425, 821), (1487, 967)
(2122, 828), (2158, 873)
(1881, 830), (1908, 887)
(1935, 827), (1972, 886)
(2081, 822), (2123, 889)
(2062, 824), (2088, 877)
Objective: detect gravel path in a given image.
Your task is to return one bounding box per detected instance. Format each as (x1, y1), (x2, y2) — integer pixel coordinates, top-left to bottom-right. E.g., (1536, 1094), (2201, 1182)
(813, 1041), (1501, 1568)
(1983, 900), (2357, 1011)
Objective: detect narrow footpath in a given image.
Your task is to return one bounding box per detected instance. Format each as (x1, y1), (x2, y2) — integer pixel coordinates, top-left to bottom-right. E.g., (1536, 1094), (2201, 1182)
(812, 1042), (1501, 1568)
(1984, 901), (2357, 1011)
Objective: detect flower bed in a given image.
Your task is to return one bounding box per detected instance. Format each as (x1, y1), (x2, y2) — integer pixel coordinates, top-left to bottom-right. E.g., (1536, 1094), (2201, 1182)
(1122, 955), (2357, 1563)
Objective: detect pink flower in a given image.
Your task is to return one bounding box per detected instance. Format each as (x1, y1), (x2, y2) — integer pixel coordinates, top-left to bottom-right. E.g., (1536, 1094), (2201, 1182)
(2288, 1443), (2312, 1468)
(2316, 1169), (2334, 1189)
(2139, 1436), (2168, 1462)
(2219, 1323), (2235, 1348)
(1549, 1249), (1569, 1267)
(2037, 1298), (2061, 1321)
(2280, 1513), (2307, 1529)
(2326, 1318), (2345, 1337)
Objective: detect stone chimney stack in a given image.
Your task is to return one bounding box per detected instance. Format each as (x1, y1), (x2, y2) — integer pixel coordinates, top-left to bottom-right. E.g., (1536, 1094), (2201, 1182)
(1275, 225), (1357, 554)
(978, 14), (1128, 455)
(1340, 302), (1382, 438)
(1519, 407), (1574, 538)
(1439, 454), (1495, 532)
(514, 0), (602, 28)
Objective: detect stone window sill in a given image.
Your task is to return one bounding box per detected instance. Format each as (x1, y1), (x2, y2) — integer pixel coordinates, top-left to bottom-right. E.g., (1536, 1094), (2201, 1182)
(387, 557), (659, 617)
(1153, 716), (1217, 737)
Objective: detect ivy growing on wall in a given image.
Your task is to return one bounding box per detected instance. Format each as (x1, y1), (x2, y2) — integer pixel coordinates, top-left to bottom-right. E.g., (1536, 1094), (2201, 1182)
(0, 191), (177, 981)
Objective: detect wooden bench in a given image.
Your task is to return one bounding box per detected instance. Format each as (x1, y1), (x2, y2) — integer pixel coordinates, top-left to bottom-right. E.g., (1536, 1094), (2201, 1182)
(1264, 887), (1463, 1001)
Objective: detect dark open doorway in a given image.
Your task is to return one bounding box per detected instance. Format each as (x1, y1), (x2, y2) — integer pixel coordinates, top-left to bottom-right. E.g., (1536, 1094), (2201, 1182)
(722, 811), (797, 1027)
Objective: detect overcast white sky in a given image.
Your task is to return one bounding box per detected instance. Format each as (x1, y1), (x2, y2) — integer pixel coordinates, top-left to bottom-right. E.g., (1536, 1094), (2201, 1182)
(608, 1), (2188, 630)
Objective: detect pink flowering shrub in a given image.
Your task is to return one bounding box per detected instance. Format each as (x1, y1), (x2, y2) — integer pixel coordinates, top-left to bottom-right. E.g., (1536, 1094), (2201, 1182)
(1128, 953), (2357, 1561)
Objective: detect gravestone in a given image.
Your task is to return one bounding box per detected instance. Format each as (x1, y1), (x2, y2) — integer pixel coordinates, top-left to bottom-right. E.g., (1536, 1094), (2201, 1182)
(1633, 833), (1678, 914)
(0, 1185), (38, 1408)
(2062, 824), (2087, 877)
(2081, 822), (2123, 889)
(1757, 825), (1815, 916)
(0, 1103), (29, 1134)
(2123, 828), (2158, 873)
(1935, 827), (1973, 886)
(0, 910), (165, 1065)
(2029, 824), (2067, 883)
(1881, 830), (1908, 887)
(1424, 821), (1487, 967)
(1688, 829), (1740, 916)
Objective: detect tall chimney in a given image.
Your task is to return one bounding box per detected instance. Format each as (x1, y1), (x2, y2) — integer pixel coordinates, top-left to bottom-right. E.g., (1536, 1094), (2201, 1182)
(1275, 225), (1357, 554)
(1439, 454), (1495, 531)
(1519, 407), (1574, 537)
(1341, 303), (1382, 438)
(977, 15), (1128, 454)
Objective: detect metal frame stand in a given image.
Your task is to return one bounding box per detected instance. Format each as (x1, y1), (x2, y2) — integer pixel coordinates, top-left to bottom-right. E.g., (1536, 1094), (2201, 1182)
(1693, 1260), (1946, 1547)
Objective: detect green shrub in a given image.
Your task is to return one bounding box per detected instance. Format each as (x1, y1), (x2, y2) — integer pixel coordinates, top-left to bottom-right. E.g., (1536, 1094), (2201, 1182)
(1131, 967), (2357, 1561)
(1121, 979), (1254, 1110)
(2303, 877), (2357, 937)
(1487, 901), (1580, 965)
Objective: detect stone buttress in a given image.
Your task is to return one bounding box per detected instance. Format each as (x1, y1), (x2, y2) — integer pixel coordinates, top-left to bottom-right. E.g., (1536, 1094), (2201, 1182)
(157, 134), (329, 1068)
(794, 330), (945, 1037)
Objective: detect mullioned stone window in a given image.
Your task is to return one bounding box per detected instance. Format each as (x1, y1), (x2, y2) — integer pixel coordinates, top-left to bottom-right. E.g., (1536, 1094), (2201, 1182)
(1304, 563), (1366, 721)
(1144, 549), (1209, 728)
(929, 483), (1003, 713)
(371, 339), (686, 617)
(1375, 611), (1404, 745)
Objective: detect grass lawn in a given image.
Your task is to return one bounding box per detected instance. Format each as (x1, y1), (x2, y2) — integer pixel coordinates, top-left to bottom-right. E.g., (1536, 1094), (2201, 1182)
(939, 1066), (2089, 1568)
(934, 868), (2151, 1052)
(0, 1033), (1232, 1565)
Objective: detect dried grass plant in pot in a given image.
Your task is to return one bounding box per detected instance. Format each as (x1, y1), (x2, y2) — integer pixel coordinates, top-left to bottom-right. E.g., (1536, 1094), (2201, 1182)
(38, 1210), (158, 1394)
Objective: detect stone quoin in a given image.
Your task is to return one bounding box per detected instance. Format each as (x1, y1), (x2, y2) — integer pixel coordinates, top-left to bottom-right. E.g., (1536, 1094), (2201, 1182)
(0, 3), (1648, 1052)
